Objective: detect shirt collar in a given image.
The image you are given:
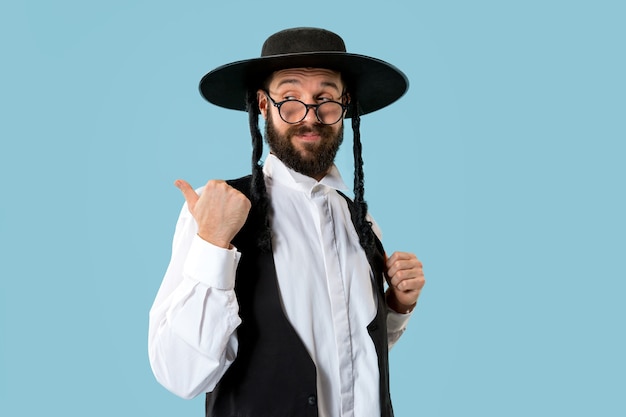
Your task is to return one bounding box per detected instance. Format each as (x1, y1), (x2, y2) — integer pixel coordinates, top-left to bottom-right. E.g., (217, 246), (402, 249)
(263, 154), (349, 195)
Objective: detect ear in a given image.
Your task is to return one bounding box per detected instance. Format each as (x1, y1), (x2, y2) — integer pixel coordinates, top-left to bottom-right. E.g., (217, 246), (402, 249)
(257, 90), (268, 120)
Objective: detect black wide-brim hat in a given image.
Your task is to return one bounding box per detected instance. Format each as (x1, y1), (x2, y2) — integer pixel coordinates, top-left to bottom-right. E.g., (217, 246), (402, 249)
(199, 27), (408, 116)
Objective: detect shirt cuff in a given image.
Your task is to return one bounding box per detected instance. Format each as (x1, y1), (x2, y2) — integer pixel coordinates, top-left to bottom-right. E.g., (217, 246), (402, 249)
(183, 234), (241, 290)
(386, 306), (412, 332)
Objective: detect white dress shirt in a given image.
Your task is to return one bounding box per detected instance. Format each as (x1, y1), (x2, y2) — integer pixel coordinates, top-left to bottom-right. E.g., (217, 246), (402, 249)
(148, 155), (411, 417)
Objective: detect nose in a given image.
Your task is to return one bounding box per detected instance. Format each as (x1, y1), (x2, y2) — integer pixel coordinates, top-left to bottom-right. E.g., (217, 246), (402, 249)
(302, 104), (319, 124)
(302, 106), (320, 124)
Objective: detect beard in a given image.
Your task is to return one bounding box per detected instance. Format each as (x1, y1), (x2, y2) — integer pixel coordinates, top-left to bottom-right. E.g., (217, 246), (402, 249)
(265, 110), (344, 178)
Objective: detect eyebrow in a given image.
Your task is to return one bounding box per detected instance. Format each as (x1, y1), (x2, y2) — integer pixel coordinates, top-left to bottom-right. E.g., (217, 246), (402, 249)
(274, 78), (341, 93)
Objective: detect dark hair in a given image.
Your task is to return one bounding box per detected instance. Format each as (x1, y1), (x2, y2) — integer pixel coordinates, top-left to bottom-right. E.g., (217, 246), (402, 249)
(246, 89), (273, 252)
(349, 95), (375, 255)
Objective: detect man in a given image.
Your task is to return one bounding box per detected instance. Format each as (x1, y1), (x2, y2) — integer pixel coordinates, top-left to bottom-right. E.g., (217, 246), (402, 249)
(149, 27), (425, 417)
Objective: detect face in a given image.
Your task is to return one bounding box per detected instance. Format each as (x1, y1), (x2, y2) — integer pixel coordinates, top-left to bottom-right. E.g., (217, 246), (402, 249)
(258, 68), (347, 180)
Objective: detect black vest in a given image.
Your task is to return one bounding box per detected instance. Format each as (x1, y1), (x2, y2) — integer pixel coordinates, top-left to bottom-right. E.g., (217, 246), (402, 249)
(205, 176), (394, 417)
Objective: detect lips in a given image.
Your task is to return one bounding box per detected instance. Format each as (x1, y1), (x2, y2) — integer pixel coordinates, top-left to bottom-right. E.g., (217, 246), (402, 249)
(296, 132), (321, 141)
(289, 125), (328, 142)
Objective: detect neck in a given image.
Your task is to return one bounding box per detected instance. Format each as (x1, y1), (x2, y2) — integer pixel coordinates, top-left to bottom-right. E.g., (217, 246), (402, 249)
(311, 171), (327, 182)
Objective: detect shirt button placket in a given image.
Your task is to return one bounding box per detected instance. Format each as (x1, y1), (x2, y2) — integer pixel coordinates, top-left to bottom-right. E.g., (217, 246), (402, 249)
(314, 190), (355, 417)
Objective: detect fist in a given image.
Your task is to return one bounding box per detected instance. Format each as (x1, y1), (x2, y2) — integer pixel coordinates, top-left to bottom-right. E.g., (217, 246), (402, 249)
(175, 179), (251, 248)
(385, 252), (426, 313)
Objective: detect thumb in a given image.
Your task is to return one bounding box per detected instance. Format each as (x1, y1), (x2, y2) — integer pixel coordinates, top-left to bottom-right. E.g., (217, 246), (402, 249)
(174, 179), (199, 212)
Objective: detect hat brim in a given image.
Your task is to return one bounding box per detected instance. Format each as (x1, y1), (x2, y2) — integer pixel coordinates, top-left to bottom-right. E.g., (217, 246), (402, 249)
(199, 52), (408, 117)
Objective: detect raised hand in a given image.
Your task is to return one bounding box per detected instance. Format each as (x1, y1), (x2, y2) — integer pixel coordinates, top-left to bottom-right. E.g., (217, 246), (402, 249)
(385, 252), (426, 314)
(175, 179), (251, 249)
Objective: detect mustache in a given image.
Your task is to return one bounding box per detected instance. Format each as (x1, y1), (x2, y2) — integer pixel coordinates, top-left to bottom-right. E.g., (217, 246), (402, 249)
(287, 123), (334, 137)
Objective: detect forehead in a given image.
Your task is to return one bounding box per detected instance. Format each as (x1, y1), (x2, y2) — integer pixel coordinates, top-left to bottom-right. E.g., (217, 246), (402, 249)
(268, 68), (343, 91)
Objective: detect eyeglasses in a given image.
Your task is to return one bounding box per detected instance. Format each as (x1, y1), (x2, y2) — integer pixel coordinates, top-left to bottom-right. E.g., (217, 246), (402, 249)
(264, 91), (348, 125)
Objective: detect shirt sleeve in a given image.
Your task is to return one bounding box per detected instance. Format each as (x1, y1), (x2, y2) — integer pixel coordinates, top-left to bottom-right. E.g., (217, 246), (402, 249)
(148, 201), (242, 399)
(386, 307), (412, 349)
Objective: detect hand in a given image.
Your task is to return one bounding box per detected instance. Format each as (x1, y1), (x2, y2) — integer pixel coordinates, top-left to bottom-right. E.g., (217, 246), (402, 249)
(175, 179), (251, 248)
(385, 252), (426, 314)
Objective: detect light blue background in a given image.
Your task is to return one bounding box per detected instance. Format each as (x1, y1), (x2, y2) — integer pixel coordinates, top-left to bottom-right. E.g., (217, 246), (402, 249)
(1, 1), (624, 416)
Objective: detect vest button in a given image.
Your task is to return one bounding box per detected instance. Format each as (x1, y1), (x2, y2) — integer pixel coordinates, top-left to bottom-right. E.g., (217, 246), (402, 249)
(307, 395), (317, 406)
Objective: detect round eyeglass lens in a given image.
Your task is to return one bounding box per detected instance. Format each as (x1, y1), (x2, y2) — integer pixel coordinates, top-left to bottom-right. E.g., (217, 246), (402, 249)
(279, 101), (305, 123)
(317, 102), (343, 124)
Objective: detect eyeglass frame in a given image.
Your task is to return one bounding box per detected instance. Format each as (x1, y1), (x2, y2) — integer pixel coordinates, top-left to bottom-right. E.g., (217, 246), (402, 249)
(262, 90), (349, 126)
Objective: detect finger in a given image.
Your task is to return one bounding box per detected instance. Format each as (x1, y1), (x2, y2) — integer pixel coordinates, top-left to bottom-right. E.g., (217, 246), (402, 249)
(392, 274), (426, 292)
(390, 272), (426, 294)
(174, 179), (199, 211)
(386, 251), (417, 269)
(388, 267), (423, 289)
(388, 260), (425, 289)
(387, 258), (423, 280)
